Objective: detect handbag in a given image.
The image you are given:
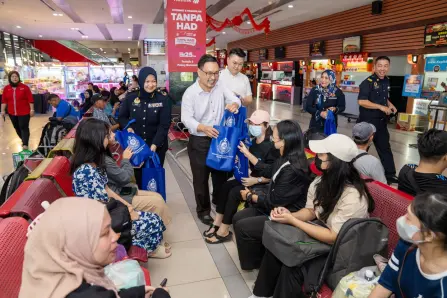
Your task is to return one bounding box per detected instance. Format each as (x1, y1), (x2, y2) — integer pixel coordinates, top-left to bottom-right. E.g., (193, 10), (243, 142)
(141, 152), (167, 201)
(114, 119), (152, 167)
(206, 110), (241, 172)
(262, 220), (331, 267)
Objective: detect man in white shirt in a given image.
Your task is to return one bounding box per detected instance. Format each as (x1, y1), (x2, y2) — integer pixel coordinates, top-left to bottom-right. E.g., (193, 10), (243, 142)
(182, 54), (241, 225)
(219, 48), (253, 107)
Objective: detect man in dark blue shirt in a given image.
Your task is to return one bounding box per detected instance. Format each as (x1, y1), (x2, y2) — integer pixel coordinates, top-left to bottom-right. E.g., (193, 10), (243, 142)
(358, 56), (398, 185)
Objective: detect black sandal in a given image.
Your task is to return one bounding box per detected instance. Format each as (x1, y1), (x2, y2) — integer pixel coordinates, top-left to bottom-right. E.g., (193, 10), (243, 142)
(205, 231), (233, 244)
(203, 224), (219, 237)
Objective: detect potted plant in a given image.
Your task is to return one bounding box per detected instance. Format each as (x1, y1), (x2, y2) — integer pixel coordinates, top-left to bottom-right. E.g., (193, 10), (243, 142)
(367, 59), (374, 72)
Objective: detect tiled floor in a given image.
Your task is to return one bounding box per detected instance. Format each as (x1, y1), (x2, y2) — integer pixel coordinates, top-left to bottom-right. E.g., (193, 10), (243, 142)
(0, 99), (443, 298)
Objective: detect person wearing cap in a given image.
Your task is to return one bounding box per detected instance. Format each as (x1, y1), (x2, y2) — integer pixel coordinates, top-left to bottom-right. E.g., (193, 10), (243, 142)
(203, 110), (278, 244)
(92, 94), (120, 131)
(250, 133), (375, 298)
(398, 129), (447, 196)
(352, 122), (387, 184)
(119, 67), (171, 169)
(181, 54), (241, 225)
(219, 48), (253, 106)
(358, 56), (398, 184)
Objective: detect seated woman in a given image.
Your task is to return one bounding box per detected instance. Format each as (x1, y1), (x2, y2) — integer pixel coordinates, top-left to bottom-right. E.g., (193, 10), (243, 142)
(369, 192), (447, 298)
(80, 89), (93, 118)
(19, 198), (171, 298)
(204, 110), (278, 244)
(105, 130), (171, 225)
(306, 69), (345, 133)
(233, 119), (311, 270)
(71, 118), (171, 259)
(251, 133), (374, 298)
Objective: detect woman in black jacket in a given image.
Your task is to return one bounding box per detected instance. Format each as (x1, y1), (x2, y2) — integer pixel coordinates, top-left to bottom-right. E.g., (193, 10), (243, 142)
(19, 197), (170, 298)
(233, 119), (311, 270)
(306, 69), (345, 133)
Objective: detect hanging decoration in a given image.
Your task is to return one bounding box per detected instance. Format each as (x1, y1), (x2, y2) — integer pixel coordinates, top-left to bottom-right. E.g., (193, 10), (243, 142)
(206, 8), (271, 35)
(206, 37), (216, 47)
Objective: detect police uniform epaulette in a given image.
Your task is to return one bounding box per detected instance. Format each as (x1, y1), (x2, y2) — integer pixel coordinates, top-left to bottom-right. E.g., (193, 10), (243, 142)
(367, 77), (373, 82)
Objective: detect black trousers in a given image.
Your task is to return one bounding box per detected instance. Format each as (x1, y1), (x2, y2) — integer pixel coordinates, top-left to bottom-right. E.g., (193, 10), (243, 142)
(365, 117), (396, 178)
(253, 250), (305, 298)
(233, 207), (270, 270)
(9, 114), (30, 146)
(215, 179), (245, 225)
(188, 135), (229, 216)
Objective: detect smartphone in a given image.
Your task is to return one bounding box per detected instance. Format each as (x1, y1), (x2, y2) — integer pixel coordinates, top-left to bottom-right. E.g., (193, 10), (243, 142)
(160, 278), (168, 287)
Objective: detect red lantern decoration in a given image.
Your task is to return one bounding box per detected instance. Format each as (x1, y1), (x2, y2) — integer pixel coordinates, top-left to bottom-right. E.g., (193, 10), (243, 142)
(231, 16), (243, 26)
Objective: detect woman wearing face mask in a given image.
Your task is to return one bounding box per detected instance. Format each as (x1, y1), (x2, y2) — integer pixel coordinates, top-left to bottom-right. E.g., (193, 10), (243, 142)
(203, 110), (278, 244)
(306, 70), (345, 133)
(19, 198), (171, 298)
(1, 71), (35, 150)
(369, 192), (447, 298)
(249, 133), (374, 298)
(233, 119), (311, 270)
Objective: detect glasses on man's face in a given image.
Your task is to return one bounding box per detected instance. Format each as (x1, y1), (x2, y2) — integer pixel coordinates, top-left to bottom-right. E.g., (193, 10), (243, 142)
(199, 68), (220, 78)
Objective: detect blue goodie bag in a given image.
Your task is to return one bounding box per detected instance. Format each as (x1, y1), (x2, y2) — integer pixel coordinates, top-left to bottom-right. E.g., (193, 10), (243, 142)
(114, 119), (152, 167)
(233, 107), (251, 182)
(141, 152), (167, 201)
(206, 110), (242, 172)
(324, 110), (337, 136)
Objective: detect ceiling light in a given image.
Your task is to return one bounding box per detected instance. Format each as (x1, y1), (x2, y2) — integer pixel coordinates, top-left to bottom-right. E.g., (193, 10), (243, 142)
(128, 16), (132, 19)
(58, 13), (63, 16)
(288, 4), (294, 8)
(247, 21), (251, 24)
(103, 52), (106, 54)
(100, 48), (103, 51)
(127, 48), (130, 51)
(16, 26), (21, 28)
(53, 13), (58, 16)
(38, 35), (43, 38)
(71, 27), (79, 30)
(128, 37), (131, 39)
(82, 35), (88, 38)
(206, 38), (209, 41)
(222, 32), (226, 34)
(128, 28), (131, 31)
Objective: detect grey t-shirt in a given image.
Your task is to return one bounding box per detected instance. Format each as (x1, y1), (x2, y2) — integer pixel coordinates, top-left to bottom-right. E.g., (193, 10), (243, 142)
(353, 149), (387, 184)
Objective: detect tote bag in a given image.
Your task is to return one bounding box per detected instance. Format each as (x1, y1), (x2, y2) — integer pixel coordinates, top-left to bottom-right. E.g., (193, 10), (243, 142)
(115, 119), (152, 167)
(141, 152), (167, 201)
(206, 111), (241, 172)
(324, 110), (337, 136)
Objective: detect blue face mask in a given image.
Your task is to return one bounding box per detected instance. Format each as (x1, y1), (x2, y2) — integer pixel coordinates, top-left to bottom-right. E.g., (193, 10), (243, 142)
(249, 125), (263, 137)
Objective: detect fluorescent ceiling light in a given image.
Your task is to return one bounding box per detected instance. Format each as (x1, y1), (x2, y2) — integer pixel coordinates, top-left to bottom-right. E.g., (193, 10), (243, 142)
(128, 16), (132, 19)
(103, 52), (106, 54)
(100, 48), (103, 51)
(128, 37), (131, 39)
(16, 26), (21, 28)
(128, 28), (131, 31)
(38, 35), (43, 37)
(127, 48), (130, 51)
(206, 38), (209, 41)
(82, 35), (88, 38)
(222, 32), (226, 34)
(288, 4), (294, 8)
(58, 13), (63, 16)
(247, 21), (251, 24)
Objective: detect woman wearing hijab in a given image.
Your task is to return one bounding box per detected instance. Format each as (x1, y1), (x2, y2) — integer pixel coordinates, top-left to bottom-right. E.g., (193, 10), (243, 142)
(119, 67), (171, 168)
(305, 70), (345, 133)
(80, 89), (94, 118)
(19, 197), (171, 298)
(1, 71), (34, 150)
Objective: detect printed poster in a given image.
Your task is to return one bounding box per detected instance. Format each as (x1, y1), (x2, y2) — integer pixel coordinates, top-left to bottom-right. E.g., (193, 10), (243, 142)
(402, 74), (424, 97)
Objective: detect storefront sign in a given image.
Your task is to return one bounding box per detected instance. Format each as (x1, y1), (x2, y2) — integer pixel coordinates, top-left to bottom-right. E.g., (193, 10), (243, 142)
(425, 56), (447, 72)
(425, 22), (447, 47)
(277, 61), (293, 71)
(340, 52), (369, 62)
(402, 74), (424, 97)
(165, 0), (207, 72)
(342, 36), (362, 53)
(310, 41), (325, 57)
(261, 62), (271, 71)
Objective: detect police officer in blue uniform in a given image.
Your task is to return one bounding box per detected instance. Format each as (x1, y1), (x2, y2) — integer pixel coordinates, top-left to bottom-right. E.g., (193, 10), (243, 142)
(119, 67), (171, 186)
(358, 56), (398, 184)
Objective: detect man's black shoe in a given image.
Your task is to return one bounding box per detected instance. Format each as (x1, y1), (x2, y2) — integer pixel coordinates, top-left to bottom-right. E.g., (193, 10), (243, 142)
(198, 214), (214, 225)
(386, 176), (399, 185)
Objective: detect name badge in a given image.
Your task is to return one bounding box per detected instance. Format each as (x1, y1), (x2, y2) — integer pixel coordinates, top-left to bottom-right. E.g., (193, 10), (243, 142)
(148, 103), (163, 108)
(132, 98), (141, 106)
(328, 96), (337, 100)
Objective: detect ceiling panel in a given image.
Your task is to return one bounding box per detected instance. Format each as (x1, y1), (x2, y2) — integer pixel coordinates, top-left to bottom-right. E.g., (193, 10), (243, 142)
(65, 0), (113, 23)
(122, 0), (163, 24)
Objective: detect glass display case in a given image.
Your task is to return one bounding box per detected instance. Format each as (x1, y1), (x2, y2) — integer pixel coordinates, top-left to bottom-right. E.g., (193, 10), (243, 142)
(64, 63), (89, 100)
(28, 65), (65, 97)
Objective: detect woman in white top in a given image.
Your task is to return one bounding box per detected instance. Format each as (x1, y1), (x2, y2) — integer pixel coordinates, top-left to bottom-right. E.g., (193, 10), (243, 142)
(250, 134), (375, 298)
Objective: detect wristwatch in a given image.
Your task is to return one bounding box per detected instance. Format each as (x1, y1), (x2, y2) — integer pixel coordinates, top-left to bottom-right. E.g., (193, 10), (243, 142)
(257, 177), (262, 183)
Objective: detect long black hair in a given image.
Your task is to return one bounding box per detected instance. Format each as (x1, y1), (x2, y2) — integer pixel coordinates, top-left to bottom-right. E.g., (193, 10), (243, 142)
(8, 71), (21, 86)
(110, 87), (119, 106)
(81, 89), (94, 112)
(276, 120), (308, 173)
(314, 153), (375, 222)
(413, 193), (447, 248)
(71, 118), (110, 174)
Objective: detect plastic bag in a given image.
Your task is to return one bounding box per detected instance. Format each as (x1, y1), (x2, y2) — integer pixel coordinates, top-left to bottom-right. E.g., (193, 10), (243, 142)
(332, 266), (380, 298)
(12, 149), (32, 169)
(104, 259), (145, 290)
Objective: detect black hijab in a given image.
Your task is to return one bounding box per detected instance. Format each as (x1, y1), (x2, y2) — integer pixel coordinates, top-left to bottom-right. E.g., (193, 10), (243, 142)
(138, 67), (157, 100)
(8, 71), (21, 87)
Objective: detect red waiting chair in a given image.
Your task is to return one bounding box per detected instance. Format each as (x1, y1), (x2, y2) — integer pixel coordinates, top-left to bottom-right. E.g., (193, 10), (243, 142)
(41, 156), (75, 196)
(0, 180), (34, 218)
(0, 217), (29, 298)
(168, 123), (190, 158)
(10, 178), (63, 220)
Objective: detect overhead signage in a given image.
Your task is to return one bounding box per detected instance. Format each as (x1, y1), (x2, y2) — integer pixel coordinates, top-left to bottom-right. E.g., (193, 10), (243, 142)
(342, 36), (362, 53)
(165, 0), (207, 72)
(424, 22), (447, 47)
(425, 56), (447, 72)
(259, 48), (268, 60)
(143, 39), (165, 56)
(402, 74), (424, 97)
(340, 52), (369, 62)
(309, 41), (325, 57)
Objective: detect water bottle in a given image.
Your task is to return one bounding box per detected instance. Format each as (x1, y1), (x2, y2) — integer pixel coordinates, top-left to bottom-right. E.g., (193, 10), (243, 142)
(364, 269), (375, 282)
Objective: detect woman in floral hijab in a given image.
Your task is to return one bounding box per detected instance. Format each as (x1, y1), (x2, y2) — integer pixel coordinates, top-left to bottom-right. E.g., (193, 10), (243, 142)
(305, 69), (346, 133)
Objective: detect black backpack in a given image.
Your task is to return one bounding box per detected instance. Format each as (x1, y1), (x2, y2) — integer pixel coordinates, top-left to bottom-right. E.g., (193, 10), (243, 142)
(304, 218), (389, 296)
(106, 199), (132, 251)
(37, 120), (67, 157)
(0, 161), (30, 205)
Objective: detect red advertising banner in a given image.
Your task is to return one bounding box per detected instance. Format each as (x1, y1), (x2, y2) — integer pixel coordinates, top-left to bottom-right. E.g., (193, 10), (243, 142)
(165, 0), (207, 72)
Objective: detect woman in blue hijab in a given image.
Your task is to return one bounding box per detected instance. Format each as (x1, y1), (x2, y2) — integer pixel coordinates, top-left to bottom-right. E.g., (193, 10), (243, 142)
(305, 69), (345, 133)
(118, 67), (171, 186)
